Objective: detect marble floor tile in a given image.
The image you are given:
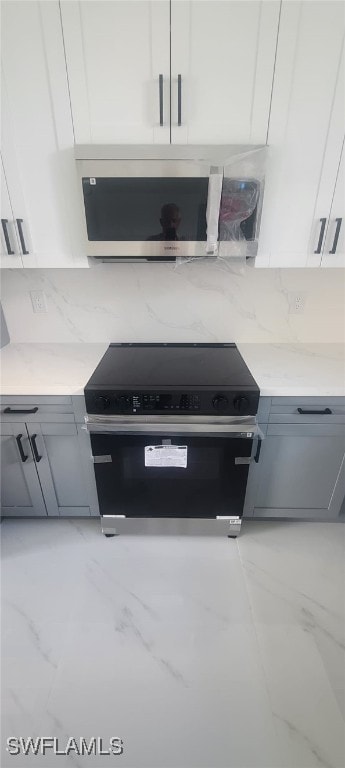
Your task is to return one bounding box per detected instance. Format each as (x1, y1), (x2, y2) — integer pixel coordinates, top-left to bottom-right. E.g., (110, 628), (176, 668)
(252, 624), (345, 768)
(238, 521), (345, 729)
(1, 518), (345, 768)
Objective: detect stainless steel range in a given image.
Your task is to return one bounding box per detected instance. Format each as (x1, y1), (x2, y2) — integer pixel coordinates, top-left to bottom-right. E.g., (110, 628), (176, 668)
(84, 343), (261, 537)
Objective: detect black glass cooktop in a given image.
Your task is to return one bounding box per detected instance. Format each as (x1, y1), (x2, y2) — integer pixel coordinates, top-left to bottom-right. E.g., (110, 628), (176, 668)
(85, 343), (257, 389)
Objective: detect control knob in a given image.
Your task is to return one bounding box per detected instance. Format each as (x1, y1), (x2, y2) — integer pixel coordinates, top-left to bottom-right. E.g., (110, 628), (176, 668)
(212, 395), (229, 411)
(233, 396), (249, 414)
(94, 396), (110, 411)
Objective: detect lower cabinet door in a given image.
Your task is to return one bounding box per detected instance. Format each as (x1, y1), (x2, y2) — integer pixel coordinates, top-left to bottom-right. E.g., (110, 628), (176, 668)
(254, 427), (345, 518)
(27, 423), (93, 516)
(0, 422), (47, 516)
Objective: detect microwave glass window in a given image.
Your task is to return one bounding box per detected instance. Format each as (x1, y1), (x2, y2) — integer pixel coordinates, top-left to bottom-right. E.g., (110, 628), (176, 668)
(82, 177), (208, 242)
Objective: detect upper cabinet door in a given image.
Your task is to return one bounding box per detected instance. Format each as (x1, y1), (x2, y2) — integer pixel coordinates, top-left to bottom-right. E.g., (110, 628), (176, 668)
(1, 1), (84, 267)
(316, 43), (345, 269)
(170, 0), (280, 145)
(258, 1), (344, 267)
(321, 143), (345, 268)
(60, 1), (170, 145)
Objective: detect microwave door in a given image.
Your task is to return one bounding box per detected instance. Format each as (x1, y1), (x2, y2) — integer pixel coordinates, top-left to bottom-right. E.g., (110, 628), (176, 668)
(79, 160), (210, 260)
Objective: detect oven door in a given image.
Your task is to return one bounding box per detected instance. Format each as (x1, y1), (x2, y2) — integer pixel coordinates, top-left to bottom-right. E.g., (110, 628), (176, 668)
(90, 429), (254, 519)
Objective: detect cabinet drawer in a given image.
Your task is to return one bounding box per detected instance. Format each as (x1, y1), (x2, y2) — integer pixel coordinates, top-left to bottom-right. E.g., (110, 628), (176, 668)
(267, 423), (345, 437)
(269, 401), (345, 424)
(1, 395), (72, 405)
(1, 404), (74, 423)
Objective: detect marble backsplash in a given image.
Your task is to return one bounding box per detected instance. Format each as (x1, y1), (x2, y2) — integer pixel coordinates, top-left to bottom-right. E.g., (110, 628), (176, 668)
(1, 263), (345, 344)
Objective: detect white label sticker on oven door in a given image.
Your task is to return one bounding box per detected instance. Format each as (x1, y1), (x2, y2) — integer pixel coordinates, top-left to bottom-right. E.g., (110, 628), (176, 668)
(145, 445), (187, 468)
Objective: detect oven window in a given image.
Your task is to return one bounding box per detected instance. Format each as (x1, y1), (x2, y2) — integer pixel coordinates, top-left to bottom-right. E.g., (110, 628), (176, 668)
(91, 434), (253, 519)
(82, 177), (208, 242)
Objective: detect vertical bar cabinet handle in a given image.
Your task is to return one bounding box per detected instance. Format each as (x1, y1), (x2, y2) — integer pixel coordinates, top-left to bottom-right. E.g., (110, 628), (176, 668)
(16, 218), (29, 254)
(16, 434), (28, 463)
(1, 219), (14, 254)
(329, 218), (342, 254)
(159, 74), (164, 126)
(177, 74), (182, 126)
(30, 434), (42, 463)
(314, 217), (327, 254)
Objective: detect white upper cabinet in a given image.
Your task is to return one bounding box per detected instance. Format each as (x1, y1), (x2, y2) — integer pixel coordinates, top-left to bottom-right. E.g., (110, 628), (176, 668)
(60, 1), (171, 145)
(170, 1), (280, 144)
(257, 1), (345, 267)
(61, 0), (279, 146)
(1, 1), (86, 268)
(1, 0), (343, 270)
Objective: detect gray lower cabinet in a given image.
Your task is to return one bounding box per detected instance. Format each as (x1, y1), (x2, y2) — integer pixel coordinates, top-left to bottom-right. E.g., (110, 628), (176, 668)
(1, 418), (99, 517)
(252, 422), (345, 519)
(27, 422), (95, 516)
(0, 422), (46, 516)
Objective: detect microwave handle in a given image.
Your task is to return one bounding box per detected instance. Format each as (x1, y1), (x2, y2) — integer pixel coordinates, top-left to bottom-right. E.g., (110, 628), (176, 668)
(159, 75), (164, 127)
(178, 74), (182, 126)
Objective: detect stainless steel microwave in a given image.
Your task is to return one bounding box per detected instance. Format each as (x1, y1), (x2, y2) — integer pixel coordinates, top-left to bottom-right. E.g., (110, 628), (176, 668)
(75, 145), (265, 262)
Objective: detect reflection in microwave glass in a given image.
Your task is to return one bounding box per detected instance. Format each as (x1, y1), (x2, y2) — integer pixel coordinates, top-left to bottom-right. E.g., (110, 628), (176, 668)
(147, 203), (185, 241)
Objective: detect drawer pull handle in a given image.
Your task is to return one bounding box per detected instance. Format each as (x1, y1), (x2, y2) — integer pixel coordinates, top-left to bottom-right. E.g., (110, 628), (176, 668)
(16, 433), (28, 463)
(4, 407), (38, 414)
(30, 433), (42, 462)
(297, 408), (332, 415)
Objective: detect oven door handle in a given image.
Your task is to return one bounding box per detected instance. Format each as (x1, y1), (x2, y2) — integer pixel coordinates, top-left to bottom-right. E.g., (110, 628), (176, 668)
(84, 421), (260, 437)
(254, 435), (262, 463)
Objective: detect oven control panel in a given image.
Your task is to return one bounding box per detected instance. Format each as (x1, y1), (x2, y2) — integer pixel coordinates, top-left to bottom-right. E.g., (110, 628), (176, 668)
(90, 392), (202, 413)
(87, 389), (258, 416)
(108, 393), (201, 412)
(142, 394), (200, 411)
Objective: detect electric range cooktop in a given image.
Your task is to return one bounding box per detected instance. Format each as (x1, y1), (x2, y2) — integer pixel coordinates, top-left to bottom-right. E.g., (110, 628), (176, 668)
(85, 343), (259, 417)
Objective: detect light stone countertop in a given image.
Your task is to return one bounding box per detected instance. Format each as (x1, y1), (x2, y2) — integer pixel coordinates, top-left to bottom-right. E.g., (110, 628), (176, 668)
(0, 342), (344, 397)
